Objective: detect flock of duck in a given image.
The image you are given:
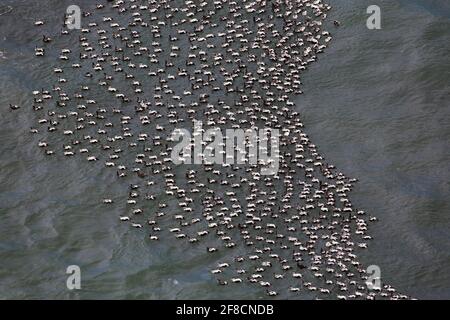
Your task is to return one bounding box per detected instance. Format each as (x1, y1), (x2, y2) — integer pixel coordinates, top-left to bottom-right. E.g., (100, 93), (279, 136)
(22, 0), (410, 299)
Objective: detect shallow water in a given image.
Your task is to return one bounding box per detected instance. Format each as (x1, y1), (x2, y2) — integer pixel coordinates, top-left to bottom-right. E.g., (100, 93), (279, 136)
(0, 0), (449, 299)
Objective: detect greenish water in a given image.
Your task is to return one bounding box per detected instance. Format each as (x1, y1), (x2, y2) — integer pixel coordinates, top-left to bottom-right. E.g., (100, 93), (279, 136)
(0, 0), (449, 299)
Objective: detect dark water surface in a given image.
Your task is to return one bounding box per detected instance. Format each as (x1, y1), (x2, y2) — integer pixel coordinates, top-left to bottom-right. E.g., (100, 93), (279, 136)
(0, 0), (449, 299)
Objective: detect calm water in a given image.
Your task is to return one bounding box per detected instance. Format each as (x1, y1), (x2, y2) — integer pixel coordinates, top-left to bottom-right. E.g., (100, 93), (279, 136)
(0, 0), (449, 299)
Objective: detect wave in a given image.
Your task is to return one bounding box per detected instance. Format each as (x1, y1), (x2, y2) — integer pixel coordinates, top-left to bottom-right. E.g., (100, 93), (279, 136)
(0, 5), (13, 16)
(401, 0), (450, 18)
